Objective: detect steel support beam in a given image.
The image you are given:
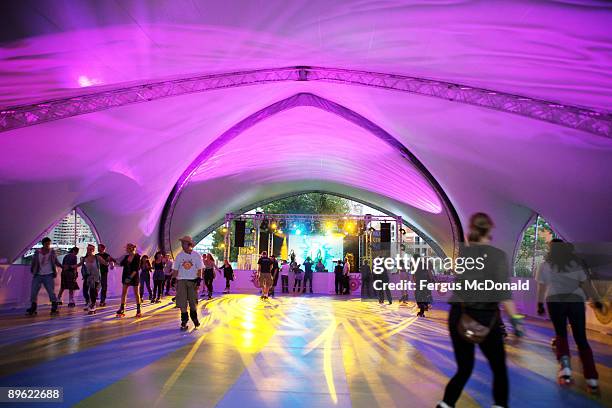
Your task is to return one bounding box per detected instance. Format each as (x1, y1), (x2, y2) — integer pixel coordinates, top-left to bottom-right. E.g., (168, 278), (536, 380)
(1, 66), (610, 138)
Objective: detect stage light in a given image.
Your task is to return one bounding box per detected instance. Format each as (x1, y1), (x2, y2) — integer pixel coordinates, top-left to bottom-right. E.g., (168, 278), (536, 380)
(250, 228), (256, 234)
(325, 221), (334, 231)
(271, 222), (278, 230)
(400, 228), (407, 235)
(295, 229), (302, 235)
(368, 226), (375, 232)
(222, 227), (228, 233)
(219, 243), (226, 249)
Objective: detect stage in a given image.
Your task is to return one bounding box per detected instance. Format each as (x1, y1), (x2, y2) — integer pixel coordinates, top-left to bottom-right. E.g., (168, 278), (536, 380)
(0, 295), (609, 407)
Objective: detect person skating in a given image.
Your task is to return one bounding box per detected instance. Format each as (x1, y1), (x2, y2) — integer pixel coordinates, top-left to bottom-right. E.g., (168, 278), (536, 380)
(334, 260), (344, 295)
(280, 260), (290, 293)
(303, 257), (313, 293)
(269, 255), (279, 297)
(58, 246), (79, 308)
(96, 244), (116, 307)
(202, 253), (218, 300)
(116, 243), (142, 318)
(257, 251), (273, 300)
(374, 267), (392, 305)
(342, 256), (351, 295)
(139, 255), (153, 302)
(221, 259), (234, 294)
(413, 254), (434, 317)
(77, 244), (108, 314)
(536, 239), (603, 394)
(172, 236), (204, 330)
(438, 213), (513, 408)
(27, 237), (62, 316)
(163, 253), (174, 295)
(360, 259), (373, 299)
(152, 251), (165, 303)
(292, 263), (303, 293)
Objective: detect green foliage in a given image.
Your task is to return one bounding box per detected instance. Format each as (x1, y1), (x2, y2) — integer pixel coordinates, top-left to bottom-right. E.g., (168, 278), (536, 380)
(262, 193), (350, 215)
(514, 216), (556, 276)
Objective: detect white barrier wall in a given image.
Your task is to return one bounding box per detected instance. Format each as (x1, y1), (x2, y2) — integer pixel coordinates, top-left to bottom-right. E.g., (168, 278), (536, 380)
(1, 264), (609, 333)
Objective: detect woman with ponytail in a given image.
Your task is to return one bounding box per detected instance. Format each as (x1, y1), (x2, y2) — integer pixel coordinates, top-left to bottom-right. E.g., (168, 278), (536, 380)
(438, 213), (519, 408)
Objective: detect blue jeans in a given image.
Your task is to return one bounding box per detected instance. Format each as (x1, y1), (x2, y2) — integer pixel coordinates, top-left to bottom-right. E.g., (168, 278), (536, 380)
(30, 274), (58, 303)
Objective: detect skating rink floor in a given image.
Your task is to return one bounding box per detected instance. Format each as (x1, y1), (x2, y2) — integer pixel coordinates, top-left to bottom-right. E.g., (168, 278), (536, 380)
(0, 294), (609, 407)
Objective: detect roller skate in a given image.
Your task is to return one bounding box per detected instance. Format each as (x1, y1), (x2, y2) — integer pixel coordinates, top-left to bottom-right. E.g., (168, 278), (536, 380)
(180, 312), (189, 331)
(557, 356), (573, 386)
(135, 304), (142, 318)
(68, 302), (76, 308)
(116, 304), (126, 318)
(50, 302), (59, 316)
(87, 302), (96, 315)
(189, 309), (200, 329)
(586, 379), (600, 396)
(25, 302), (37, 316)
(510, 314), (525, 338)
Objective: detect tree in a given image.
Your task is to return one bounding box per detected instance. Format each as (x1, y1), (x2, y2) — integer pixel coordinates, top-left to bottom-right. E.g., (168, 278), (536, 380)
(514, 216), (555, 277)
(262, 193), (350, 215)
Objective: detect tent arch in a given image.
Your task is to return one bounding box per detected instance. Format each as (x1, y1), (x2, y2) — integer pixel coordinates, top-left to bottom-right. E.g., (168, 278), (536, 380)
(190, 189), (447, 259)
(160, 92), (463, 254)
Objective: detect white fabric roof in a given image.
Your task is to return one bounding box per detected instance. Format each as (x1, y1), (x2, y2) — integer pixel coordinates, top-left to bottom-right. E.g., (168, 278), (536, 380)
(1, 0), (611, 260)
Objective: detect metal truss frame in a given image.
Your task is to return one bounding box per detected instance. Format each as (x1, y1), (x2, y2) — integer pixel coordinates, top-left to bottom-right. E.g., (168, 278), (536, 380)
(1, 66), (610, 138)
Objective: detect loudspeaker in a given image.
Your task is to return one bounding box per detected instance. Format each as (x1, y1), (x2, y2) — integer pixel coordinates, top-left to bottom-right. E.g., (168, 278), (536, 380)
(234, 220), (246, 247)
(380, 223), (391, 242)
(259, 232), (269, 254)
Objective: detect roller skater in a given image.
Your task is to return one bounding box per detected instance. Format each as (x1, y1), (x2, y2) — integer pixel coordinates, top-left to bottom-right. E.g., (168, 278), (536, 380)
(135, 303), (142, 318)
(116, 304), (125, 318)
(27, 237), (61, 317)
(172, 236), (204, 331)
(118, 243), (142, 318)
(26, 302), (37, 316)
(78, 244), (108, 317)
(190, 309), (200, 328)
(557, 355), (572, 386)
(536, 239), (602, 394)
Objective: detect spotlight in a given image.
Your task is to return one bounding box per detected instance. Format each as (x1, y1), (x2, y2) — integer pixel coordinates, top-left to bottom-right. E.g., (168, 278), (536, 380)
(250, 228), (256, 234)
(221, 226), (228, 234)
(400, 228), (407, 235)
(271, 222), (278, 230)
(295, 229), (302, 236)
(219, 243), (226, 249)
(368, 226), (375, 232)
(325, 221), (334, 231)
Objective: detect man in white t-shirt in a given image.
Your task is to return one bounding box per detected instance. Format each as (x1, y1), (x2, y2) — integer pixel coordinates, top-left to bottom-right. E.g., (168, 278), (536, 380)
(172, 236), (204, 330)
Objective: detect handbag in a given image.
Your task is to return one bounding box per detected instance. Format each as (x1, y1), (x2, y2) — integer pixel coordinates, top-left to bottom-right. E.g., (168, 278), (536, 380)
(457, 305), (499, 344)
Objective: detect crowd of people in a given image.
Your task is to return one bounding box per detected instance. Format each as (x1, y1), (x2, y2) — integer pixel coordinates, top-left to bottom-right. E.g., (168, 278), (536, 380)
(24, 211), (605, 401)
